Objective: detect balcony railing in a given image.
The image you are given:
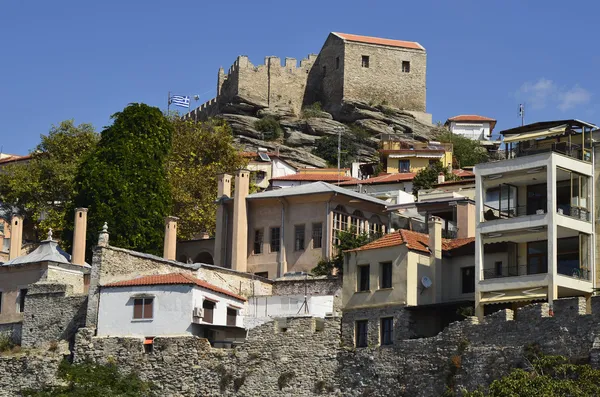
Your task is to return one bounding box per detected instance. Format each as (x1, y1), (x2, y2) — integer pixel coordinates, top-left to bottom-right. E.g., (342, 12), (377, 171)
(510, 142), (590, 162)
(483, 265), (547, 280)
(557, 264), (591, 281)
(557, 205), (591, 222)
(482, 205), (545, 221)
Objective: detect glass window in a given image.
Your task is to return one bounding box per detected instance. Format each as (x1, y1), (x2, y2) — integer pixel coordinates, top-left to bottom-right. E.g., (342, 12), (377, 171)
(380, 317), (393, 345)
(355, 320), (368, 347)
(202, 300), (215, 324)
(270, 227), (280, 252)
(253, 229), (263, 254)
(380, 262), (392, 289)
(461, 267), (475, 293)
(133, 297), (153, 319)
(361, 55), (369, 68)
(527, 241), (548, 274)
(402, 61), (410, 73)
(294, 225), (305, 251)
(358, 265), (370, 292)
(312, 223), (323, 249)
(398, 160), (410, 173)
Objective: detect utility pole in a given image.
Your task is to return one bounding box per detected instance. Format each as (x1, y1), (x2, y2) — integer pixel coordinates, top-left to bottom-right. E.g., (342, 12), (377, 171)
(519, 103), (525, 126)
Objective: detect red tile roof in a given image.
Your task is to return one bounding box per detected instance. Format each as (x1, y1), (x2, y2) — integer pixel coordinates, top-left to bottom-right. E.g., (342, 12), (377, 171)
(240, 151), (279, 159)
(103, 273), (247, 301)
(378, 149), (446, 154)
(447, 115), (496, 122)
(338, 173), (416, 186)
(334, 33), (425, 51)
(452, 169), (475, 178)
(348, 230), (474, 254)
(0, 154), (32, 165)
(271, 173), (359, 183)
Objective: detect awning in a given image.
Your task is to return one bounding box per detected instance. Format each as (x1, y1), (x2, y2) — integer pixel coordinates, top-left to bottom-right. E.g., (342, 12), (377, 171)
(389, 153), (444, 159)
(480, 287), (547, 304)
(503, 124), (568, 143)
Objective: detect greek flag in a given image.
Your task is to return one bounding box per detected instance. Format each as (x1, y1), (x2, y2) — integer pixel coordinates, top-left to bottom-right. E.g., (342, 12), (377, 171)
(170, 95), (190, 108)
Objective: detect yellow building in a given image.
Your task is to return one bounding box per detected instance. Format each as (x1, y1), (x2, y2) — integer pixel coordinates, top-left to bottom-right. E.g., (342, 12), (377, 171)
(379, 139), (453, 174)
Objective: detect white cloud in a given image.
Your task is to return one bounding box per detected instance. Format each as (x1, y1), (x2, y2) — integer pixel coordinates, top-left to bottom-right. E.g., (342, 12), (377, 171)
(517, 78), (592, 112)
(557, 85), (591, 111)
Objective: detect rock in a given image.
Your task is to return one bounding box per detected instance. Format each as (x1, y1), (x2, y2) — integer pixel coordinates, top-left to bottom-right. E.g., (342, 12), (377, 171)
(285, 130), (319, 146)
(219, 102), (257, 116)
(301, 110), (333, 120)
(220, 114), (261, 139)
(279, 118), (308, 132)
(305, 118), (349, 137)
(258, 106), (297, 119)
(354, 119), (394, 135)
(232, 95), (268, 109)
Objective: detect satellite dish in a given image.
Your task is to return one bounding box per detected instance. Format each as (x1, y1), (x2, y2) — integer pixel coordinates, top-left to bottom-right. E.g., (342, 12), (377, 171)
(421, 276), (432, 289)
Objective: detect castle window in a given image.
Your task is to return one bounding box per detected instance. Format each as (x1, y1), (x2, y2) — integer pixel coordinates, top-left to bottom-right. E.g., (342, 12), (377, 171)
(402, 61), (410, 73)
(355, 320), (368, 347)
(336, 57), (340, 69)
(322, 65), (326, 75)
(361, 55), (370, 68)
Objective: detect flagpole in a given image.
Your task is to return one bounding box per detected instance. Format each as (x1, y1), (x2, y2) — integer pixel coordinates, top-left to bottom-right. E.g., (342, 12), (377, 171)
(167, 91), (170, 115)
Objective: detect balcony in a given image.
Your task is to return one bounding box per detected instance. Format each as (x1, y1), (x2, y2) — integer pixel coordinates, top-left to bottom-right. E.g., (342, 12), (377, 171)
(509, 142), (590, 163)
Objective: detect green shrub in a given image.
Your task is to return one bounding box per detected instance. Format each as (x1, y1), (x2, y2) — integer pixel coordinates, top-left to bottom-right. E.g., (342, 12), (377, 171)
(301, 102), (326, 119)
(0, 334), (14, 353)
(254, 116), (282, 140)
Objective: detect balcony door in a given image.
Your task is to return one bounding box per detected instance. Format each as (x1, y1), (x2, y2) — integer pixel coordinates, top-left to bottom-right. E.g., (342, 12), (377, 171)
(527, 241), (548, 274)
(526, 184), (547, 215)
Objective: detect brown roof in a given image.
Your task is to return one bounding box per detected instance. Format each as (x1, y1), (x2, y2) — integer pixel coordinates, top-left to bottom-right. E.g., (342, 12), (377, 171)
(378, 149), (446, 155)
(452, 169), (475, 178)
(333, 32), (425, 51)
(348, 230), (474, 254)
(0, 154), (32, 165)
(103, 273), (247, 301)
(271, 173), (360, 183)
(240, 151), (279, 159)
(338, 173), (416, 186)
(446, 115), (497, 131)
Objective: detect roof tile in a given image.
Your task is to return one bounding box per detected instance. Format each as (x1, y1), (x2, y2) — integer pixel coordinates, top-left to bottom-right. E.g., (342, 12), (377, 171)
(103, 273), (247, 301)
(271, 173), (359, 183)
(339, 173), (416, 186)
(334, 33), (424, 51)
(348, 230), (474, 254)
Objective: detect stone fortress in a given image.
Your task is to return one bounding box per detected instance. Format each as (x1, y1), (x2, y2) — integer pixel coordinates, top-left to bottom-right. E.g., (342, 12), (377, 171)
(185, 32), (439, 168)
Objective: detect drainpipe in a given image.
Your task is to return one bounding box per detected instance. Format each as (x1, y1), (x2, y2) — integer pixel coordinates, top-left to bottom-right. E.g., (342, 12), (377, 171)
(324, 194), (336, 260)
(278, 198), (286, 277)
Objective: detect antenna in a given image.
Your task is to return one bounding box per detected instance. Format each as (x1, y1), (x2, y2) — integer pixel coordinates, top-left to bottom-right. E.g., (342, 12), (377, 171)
(297, 273), (310, 314)
(519, 103), (525, 126)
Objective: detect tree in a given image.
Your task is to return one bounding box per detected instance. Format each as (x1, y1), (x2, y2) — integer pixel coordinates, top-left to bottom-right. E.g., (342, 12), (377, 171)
(69, 103), (172, 257)
(462, 353), (600, 397)
(312, 228), (371, 276)
(0, 120), (98, 240)
(312, 135), (359, 167)
(411, 161), (456, 195)
(438, 131), (489, 169)
(24, 360), (150, 396)
(167, 117), (247, 240)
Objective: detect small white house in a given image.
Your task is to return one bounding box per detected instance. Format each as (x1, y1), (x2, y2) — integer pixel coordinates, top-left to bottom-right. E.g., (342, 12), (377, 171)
(445, 115), (496, 141)
(97, 273), (247, 346)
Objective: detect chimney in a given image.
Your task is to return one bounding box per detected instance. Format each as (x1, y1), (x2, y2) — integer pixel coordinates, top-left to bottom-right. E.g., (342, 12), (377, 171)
(428, 216), (443, 303)
(437, 172), (445, 184)
(218, 173), (232, 198)
(9, 215), (23, 260)
(456, 202), (476, 238)
(231, 169), (250, 272)
(163, 216), (179, 261)
(214, 174), (232, 267)
(71, 208), (88, 265)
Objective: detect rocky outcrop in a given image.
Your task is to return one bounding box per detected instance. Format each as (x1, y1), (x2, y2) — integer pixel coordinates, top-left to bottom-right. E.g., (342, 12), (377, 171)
(213, 99), (444, 168)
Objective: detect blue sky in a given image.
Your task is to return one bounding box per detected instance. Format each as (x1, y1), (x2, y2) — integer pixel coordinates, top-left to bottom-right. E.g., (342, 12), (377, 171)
(2, 0), (599, 154)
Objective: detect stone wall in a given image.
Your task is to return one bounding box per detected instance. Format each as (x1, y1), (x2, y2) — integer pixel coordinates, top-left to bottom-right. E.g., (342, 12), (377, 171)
(342, 40), (426, 112)
(21, 282), (87, 348)
(0, 322), (21, 345)
(341, 304), (412, 347)
(272, 276), (342, 312)
(196, 263), (273, 297)
(0, 353), (64, 397)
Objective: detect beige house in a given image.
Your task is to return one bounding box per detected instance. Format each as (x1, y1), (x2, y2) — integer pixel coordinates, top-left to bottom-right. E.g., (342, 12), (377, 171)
(380, 137), (453, 174)
(342, 217), (477, 345)
(241, 149), (297, 191)
(214, 171), (390, 279)
(0, 209), (90, 325)
(475, 119), (597, 318)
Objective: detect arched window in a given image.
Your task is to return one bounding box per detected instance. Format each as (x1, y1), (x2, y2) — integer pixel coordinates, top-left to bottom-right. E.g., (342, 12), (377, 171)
(352, 210), (366, 234)
(333, 205), (349, 246)
(194, 252), (214, 265)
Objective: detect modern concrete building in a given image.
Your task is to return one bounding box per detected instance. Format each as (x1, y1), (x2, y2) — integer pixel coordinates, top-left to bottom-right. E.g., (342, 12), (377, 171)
(214, 171), (390, 279)
(474, 120), (597, 318)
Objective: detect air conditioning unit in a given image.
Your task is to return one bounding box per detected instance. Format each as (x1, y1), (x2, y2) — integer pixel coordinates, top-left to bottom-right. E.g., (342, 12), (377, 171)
(193, 307), (203, 318)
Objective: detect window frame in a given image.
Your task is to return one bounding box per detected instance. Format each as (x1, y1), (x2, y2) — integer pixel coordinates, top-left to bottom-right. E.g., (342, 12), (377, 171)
(253, 228), (264, 255)
(312, 223), (323, 249)
(270, 227), (281, 253)
(398, 159), (410, 173)
(357, 264), (370, 292)
(361, 55), (370, 68)
(294, 224), (305, 251)
(202, 299), (216, 324)
(380, 317), (394, 346)
(17, 288), (27, 313)
(226, 307), (238, 327)
(402, 61), (410, 73)
(133, 297), (154, 320)
(379, 262), (393, 289)
(355, 320), (368, 348)
(461, 267), (475, 294)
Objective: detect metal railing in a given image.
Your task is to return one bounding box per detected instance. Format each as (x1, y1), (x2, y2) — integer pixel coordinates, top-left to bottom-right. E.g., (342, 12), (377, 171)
(483, 265), (546, 280)
(557, 205), (591, 222)
(511, 142), (588, 162)
(558, 264), (591, 281)
(482, 204), (544, 221)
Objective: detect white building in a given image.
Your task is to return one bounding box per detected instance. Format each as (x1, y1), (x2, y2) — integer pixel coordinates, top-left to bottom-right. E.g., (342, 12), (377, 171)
(242, 149), (297, 190)
(339, 173), (415, 204)
(244, 294), (334, 329)
(97, 273), (247, 346)
(474, 119), (597, 318)
(445, 115), (496, 141)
